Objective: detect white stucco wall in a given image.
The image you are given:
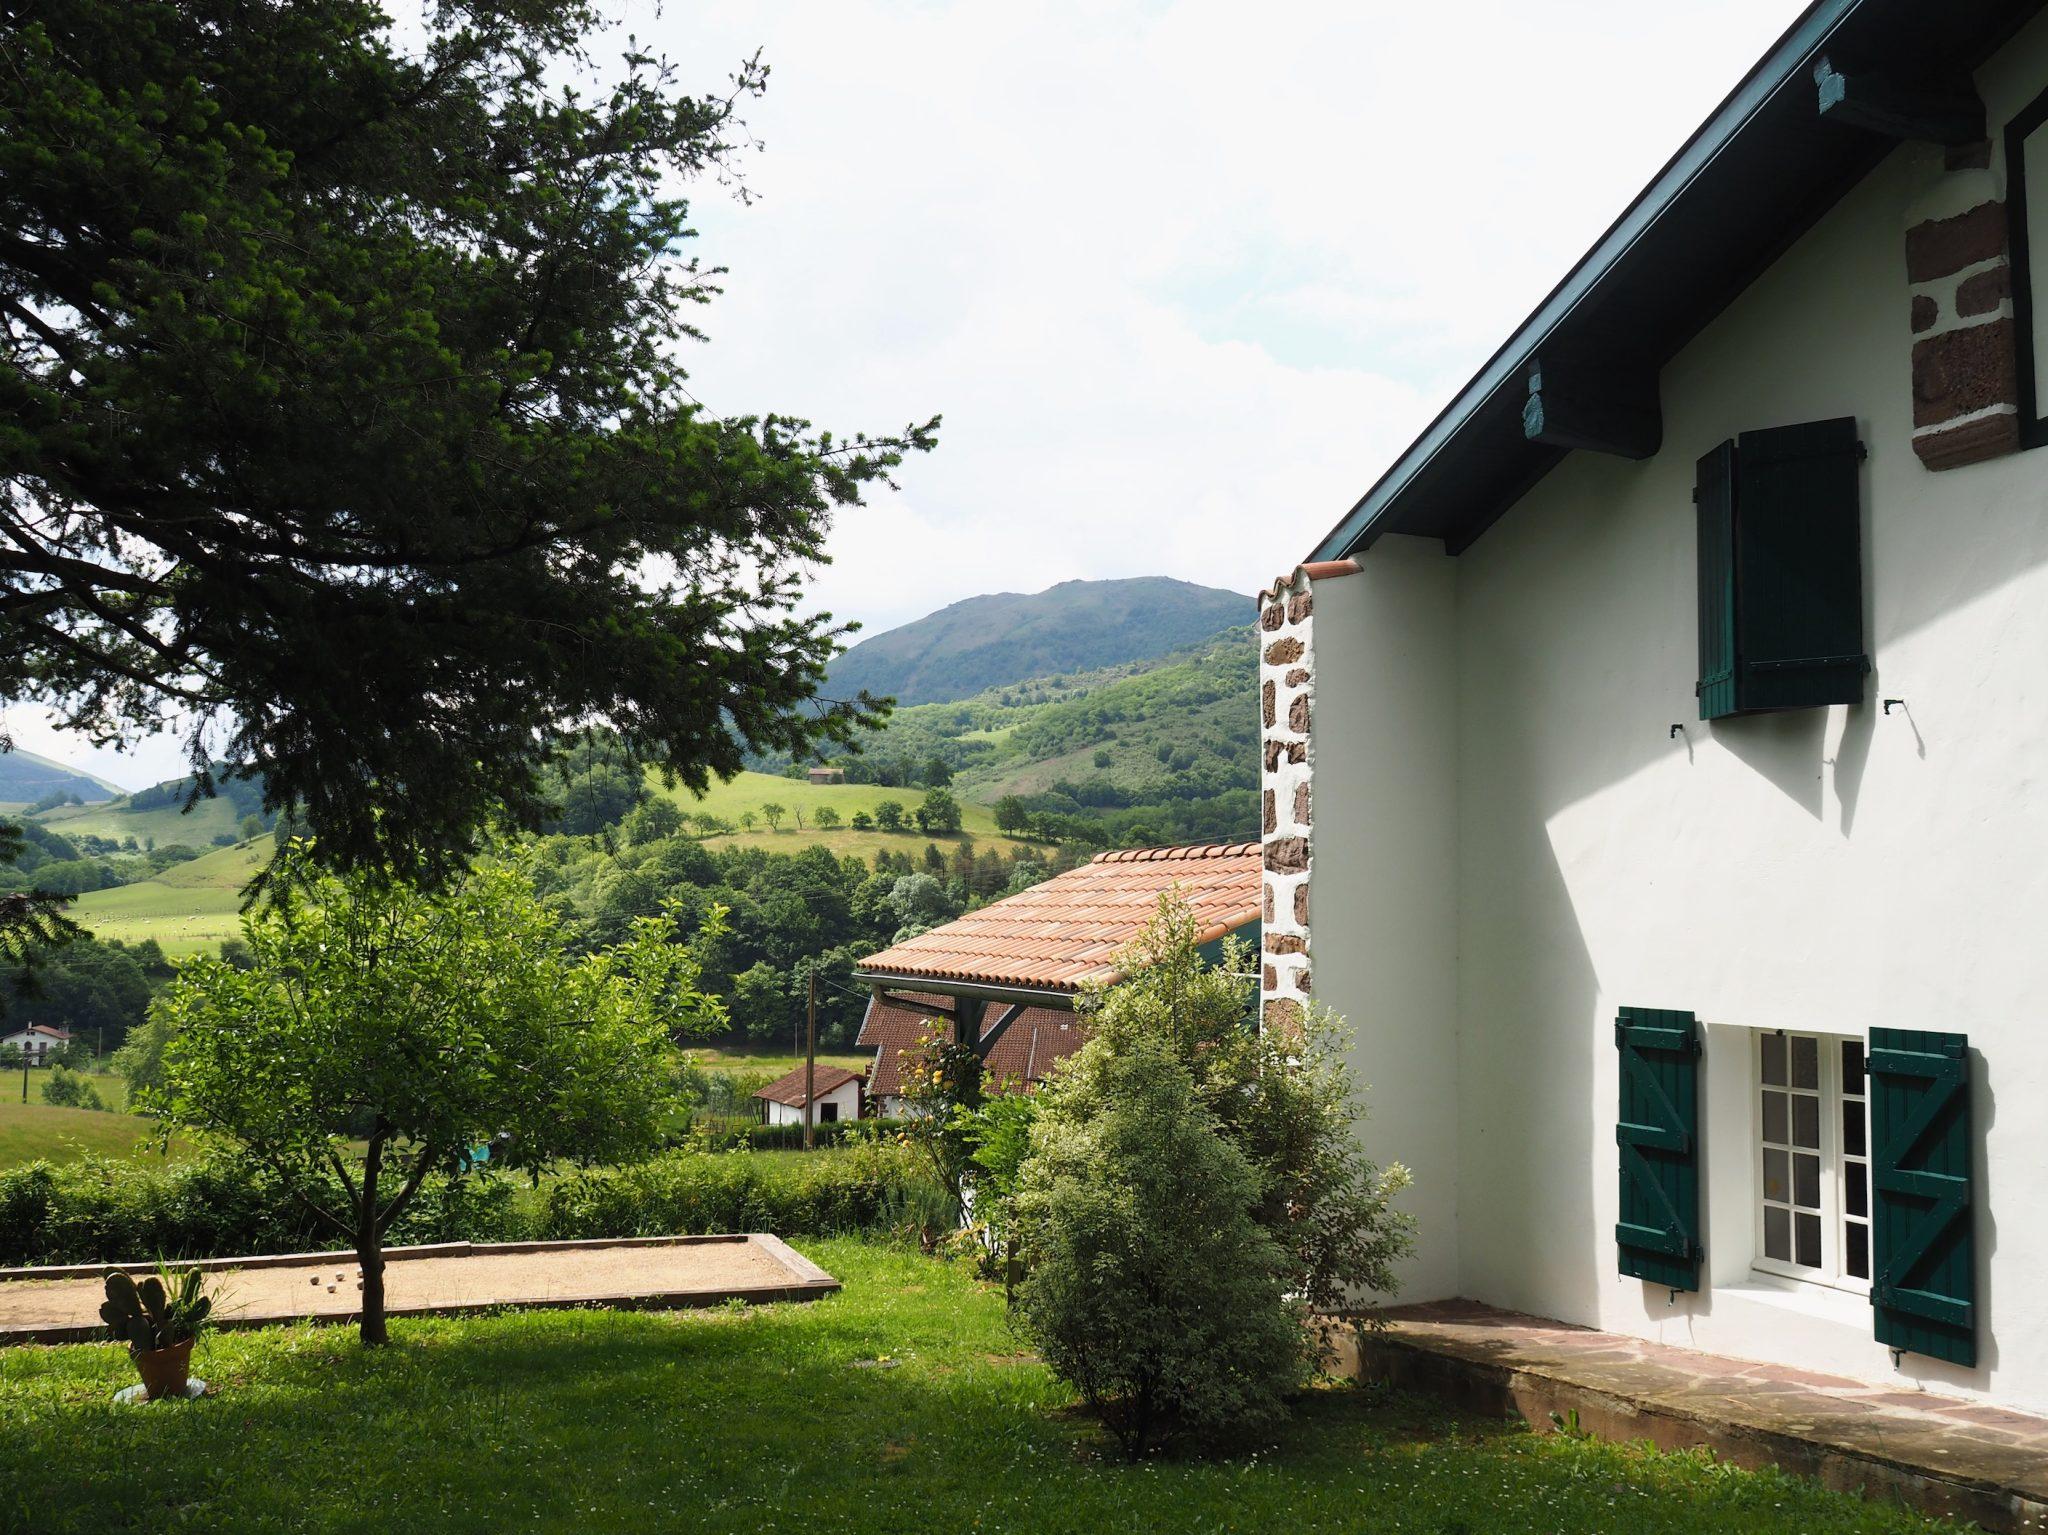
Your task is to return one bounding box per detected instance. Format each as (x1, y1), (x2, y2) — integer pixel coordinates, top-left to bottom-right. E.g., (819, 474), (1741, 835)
(763, 1078), (861, 1127)
(1306, 544), (1462, 1304)
(1302, 15), (2048, 1413)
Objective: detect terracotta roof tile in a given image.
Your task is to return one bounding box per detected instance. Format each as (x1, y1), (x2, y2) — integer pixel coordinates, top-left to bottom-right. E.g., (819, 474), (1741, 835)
(857, 842), (1261, 993)
(858, 992), (1087, 1102)
(750, 1064), (864, 1109)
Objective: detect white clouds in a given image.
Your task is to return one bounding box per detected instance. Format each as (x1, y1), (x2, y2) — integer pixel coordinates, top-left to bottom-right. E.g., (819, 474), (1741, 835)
(640, 0), (1800, 632)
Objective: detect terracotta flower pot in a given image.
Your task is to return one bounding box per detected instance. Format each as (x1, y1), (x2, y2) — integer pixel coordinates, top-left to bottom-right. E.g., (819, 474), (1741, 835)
(134, 1338), (194, 1401)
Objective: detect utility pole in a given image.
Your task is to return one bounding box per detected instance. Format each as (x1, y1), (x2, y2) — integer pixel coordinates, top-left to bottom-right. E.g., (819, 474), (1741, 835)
(804, 972), (817, 1152)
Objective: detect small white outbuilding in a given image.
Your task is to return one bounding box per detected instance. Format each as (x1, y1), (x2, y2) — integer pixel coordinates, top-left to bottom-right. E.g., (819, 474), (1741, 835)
(751, 1064), (863, 1127)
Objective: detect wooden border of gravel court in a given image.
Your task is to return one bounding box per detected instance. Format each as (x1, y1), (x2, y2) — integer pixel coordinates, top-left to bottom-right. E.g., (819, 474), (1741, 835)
(0, 1234), (841, 1345)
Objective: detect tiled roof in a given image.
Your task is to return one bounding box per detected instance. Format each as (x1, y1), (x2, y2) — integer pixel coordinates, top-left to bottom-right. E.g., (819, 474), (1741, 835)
(858, 842), (1261, 993)
(4, 1024), (71, 1040)
(858, 992), (1088, 1102)
(750, 1064), (864, 1109)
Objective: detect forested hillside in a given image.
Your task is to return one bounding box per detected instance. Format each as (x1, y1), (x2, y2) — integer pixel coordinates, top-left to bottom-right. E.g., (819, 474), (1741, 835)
(825, 577), (1246, 706)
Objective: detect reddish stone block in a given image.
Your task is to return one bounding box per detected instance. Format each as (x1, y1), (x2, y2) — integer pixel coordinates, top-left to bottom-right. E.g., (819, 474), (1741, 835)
(1287, 590), (1313, 624)
(1262, 679), (1275, 728)
(1261, 884), (1274, 923)
(1264, 932), (1305, 954)
(1293, 884), (1308, 924)
(1911, 294), (1939, 333)
(1264, 835), (1308, 874)
(1905, 200), (2006, 283)
(1956, 265), (2009, 317)
(1914, 410), (2021, 470)
(1912, 317), (2015, 427)
(1262, 789), (1276, 834)
(1262, 998), (1302, 1032)
(1288, 693), (1309, 733)
(1263, 963), (1276, 990)
(1296, 967), (1311, 994)
(1285, 667), (1309, 687)
(1293, 781), (1311, 826)
(1263, 636), (1304, 665)
(1260, 602), (1283, 632)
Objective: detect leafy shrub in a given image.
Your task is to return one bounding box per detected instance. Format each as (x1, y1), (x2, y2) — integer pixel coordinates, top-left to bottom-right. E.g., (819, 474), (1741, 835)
(1013, 1032), (1304, 1459)
(0, 1150), (520, 1268)
(39, 1068), (106, 1111)
(537, 1142), (936, 1242)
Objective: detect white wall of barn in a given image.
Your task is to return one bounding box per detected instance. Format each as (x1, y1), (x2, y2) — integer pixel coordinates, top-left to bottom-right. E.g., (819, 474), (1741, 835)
(1292, 13), (2048, 1414)
(763, 1078), (862, 1127)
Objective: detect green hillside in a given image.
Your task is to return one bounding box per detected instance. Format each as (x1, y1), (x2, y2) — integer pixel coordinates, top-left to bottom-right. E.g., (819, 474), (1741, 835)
(794, 627), (1261, 844)
(0, 747), (124, 808)
(69, 835), (272, 955)
(34, 791), (244, 847)
(825, 576), (1246, 707)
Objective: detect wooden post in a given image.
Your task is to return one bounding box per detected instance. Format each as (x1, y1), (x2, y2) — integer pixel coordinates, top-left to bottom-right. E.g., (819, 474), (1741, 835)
(804, 972), (817, 1152)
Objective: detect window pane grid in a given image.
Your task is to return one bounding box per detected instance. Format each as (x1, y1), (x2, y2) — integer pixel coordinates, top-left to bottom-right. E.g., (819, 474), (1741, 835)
(1754, 1030), (1868, 1291)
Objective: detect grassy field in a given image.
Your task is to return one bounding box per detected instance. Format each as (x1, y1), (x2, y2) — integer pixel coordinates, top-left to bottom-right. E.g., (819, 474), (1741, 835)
(0, 1240), (1948, 1535)
(655, 768), (1027, 841)
(68, 836), (270, 956)
(0, 1070), (194, 1169)
(684, 1045), (871, 1076)
(33, 791), (244, 848)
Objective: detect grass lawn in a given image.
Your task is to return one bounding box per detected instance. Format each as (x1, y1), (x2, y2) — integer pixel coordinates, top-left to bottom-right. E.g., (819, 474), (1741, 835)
(1, 1240), (1949, 1535)
(67, 836), (271, 956)
(654, 767), (1034, 844)
(0, 1071), (195, 1169)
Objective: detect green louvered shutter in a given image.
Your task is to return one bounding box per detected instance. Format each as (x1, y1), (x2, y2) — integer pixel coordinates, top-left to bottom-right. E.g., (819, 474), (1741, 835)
(1869, 1029), (1975, 1366)
(1695, 442), (1738, 720)
(1615, 1007), (1702, 1290)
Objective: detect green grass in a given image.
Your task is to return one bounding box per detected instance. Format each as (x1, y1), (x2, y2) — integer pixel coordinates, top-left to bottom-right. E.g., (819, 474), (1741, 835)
(67, 836), (270, 955)
(684, 1045), (871, 1076)
(0, 1070), (195, 1169)
(656, 768), (1027, 841)
(0, 1240), (1954, 1535)
(33, 792), (244, 848)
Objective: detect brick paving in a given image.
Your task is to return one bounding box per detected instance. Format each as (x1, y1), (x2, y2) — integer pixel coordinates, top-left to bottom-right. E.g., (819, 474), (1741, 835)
(1336, 1299), (2048, 1532)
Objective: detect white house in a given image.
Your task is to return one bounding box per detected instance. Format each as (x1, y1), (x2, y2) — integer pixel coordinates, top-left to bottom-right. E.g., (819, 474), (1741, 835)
(751, 1064), (863, 1127)
(1260, 0), (2048, 1416)
(0, 1024), (71, 1064)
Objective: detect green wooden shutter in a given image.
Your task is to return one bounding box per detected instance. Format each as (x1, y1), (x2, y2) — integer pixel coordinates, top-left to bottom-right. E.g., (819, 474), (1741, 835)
(1615, 1007), (1702, 1290)
(1734, 418), (1869, 711)
(1694, 418), (1869, 720)
(1869, 1029), (1975, 1366)
(1695, 442), (1738, 720)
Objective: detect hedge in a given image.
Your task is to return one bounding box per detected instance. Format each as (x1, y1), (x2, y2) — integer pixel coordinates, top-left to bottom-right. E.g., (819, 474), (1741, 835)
(0, 1143), (935, 1267)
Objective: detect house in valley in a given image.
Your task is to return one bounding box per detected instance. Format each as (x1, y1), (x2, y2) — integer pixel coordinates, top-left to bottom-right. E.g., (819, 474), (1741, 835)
(0, 1023), (71, 1064)
(856, 842), (1261, 1115)
(1260, 0), (2048, 1417)
(805, 766), (846, 785)
(752, 1064), (864, 1127)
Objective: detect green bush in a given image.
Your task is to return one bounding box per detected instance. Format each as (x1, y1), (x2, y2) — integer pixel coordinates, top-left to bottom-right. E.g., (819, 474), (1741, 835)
(1013, 1032), (1304, 1459)
(39, 1068), (106, 1111)
(0, 1151), (520, 1268)
(537, 1142), (935, 1241)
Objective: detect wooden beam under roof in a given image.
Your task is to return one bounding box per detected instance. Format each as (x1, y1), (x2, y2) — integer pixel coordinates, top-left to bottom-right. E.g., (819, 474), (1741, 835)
(1521, 356), (1662, 460)
(1813, 55), (1985, 146)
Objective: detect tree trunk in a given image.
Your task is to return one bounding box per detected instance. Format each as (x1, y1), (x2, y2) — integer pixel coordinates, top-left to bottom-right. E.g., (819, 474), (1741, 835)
(357, 1134), (386, 1346)
(357, 1225), (387, 1346)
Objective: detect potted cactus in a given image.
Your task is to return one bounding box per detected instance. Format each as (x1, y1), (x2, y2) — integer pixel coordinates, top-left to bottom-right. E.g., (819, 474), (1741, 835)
(100, 1265), (212, 1401)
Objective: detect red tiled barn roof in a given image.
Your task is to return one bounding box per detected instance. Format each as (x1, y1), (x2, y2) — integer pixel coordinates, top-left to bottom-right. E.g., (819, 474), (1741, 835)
(858, 842), (1261, 993)
(858, 991), (1088, 1102)
(750, 1064), (865, 1109)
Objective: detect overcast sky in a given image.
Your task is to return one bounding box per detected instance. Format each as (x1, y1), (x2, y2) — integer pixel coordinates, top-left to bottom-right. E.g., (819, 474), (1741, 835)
(7, 0), (1801, 789)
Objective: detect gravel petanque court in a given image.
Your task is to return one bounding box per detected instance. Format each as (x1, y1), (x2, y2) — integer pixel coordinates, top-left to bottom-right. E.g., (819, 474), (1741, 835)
(0, 1234), (838, 1344)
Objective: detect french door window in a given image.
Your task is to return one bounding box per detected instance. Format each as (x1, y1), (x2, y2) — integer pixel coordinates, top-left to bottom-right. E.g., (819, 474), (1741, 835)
(1755, 1030), (1870, 1290)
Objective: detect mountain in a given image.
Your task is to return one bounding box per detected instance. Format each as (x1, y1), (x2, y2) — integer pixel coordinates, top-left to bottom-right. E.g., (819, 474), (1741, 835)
(0, 748), (125, 806)
(826, 577), (1248, 707)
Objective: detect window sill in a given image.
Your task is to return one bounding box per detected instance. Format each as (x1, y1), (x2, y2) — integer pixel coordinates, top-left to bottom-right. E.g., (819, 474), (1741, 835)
(1723, 1271), (1871, 1327)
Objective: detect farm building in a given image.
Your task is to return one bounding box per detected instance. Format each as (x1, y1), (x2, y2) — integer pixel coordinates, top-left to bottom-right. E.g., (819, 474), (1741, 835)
(0, 1024), (71, 1064)
(805, 766), (845, 785)
(856, 842), (1260, 1115)
(751, 1064), (863, 1127)
(1259, 0), (2048, 1419)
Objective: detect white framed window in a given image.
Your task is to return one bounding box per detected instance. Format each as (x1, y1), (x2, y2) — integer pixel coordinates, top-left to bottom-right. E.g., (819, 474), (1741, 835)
(1753, 1030), (1870, 1292)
